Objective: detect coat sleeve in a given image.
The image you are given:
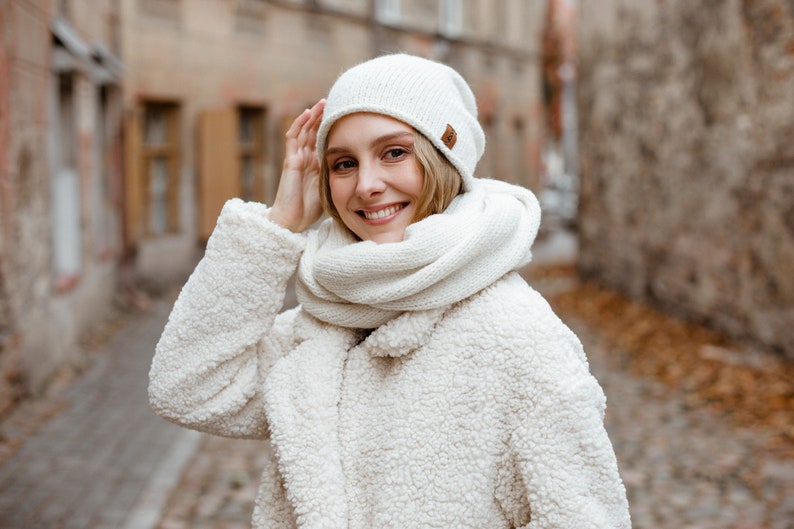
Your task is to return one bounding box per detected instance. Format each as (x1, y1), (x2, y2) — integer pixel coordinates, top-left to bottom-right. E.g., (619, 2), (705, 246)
(511, 318), (632, 529)
(148, 198), (307, 439)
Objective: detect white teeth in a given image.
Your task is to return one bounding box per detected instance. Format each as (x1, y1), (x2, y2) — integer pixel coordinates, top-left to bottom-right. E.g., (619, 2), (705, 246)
(363, 204), (403, 220)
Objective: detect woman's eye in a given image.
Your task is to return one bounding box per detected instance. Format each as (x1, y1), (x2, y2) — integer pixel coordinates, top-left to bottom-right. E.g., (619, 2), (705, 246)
(332, 159), (356, 172)
(385, 148), (409, 160)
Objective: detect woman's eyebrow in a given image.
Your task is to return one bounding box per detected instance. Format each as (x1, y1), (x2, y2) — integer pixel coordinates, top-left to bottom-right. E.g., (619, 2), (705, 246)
(325, 131), (413, 158)
(371, 131), (414, 146)
(324, 145), (350, 157)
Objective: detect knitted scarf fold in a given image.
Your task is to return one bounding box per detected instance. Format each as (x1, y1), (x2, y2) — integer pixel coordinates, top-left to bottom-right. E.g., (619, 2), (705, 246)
(296, 179), (541, 329)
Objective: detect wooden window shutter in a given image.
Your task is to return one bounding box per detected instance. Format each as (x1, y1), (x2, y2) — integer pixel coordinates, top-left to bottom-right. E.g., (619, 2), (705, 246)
(197, 108), (240, 241)
(123, 108), (144, 250)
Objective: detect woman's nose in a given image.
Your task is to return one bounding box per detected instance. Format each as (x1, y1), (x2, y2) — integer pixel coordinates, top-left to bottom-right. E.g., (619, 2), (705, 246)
(355, 162), (387, 197)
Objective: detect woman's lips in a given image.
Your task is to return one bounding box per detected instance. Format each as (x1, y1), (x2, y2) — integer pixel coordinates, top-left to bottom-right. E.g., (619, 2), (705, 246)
(359, 203), (407, 220)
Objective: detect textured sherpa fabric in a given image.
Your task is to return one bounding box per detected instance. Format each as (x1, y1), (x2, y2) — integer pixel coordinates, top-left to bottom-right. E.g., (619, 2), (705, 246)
(149, 199), (632, 529)
(316, 53), (486, 191)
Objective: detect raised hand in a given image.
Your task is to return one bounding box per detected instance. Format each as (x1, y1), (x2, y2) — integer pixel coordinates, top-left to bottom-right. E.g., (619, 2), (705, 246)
(268, 99), (326, 233)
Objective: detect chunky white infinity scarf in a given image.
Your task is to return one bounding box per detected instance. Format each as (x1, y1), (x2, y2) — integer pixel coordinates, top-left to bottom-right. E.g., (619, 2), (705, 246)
(296, 179), (541, 329)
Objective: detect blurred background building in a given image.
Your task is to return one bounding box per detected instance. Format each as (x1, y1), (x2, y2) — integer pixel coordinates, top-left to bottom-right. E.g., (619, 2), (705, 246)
(1, 0), (792, 420)
(1, 0), (549, 413)
(119, 0), (546, 285)
(0, 0), (124, 411)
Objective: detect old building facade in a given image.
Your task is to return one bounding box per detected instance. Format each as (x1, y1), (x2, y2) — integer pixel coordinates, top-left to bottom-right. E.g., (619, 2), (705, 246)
(1, 0), (549, 409)
(577, 0), (794, 356)
(0, 0), (124, 410)
(120, 0), (548, 285)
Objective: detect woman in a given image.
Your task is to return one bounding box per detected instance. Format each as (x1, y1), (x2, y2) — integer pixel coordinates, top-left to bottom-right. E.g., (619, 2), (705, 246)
(149, 54), (631, 528)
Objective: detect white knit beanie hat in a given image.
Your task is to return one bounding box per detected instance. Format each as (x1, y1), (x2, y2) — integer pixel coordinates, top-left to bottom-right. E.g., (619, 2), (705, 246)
(316, 54), (485, 191)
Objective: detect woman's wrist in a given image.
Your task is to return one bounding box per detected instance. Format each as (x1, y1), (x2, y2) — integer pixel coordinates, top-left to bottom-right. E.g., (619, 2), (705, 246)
(266, 209), (291, 231)
(266, 207), (303, 233)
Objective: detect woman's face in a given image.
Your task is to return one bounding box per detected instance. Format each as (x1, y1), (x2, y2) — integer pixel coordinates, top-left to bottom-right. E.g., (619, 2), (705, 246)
(325, 113), (424, 244)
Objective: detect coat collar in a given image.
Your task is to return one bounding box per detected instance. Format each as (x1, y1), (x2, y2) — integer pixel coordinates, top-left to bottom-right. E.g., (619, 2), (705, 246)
(358, 307), (447, 358)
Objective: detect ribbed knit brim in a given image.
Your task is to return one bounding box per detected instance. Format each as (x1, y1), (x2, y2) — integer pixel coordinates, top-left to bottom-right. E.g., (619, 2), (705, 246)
(316, 54), (485, 191)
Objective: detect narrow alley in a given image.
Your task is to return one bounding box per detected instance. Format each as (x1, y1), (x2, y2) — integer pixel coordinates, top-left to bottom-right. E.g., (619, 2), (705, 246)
(0, 234), (791, 529)
(1, 1), (792, 528)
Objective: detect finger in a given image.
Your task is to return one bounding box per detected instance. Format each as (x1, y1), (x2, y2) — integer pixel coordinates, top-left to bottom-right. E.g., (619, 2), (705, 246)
(299, 103), (323, 138)
(301, 101), (325, 150)
(301, 100), (325, 135)
(309, 98), (326, 117)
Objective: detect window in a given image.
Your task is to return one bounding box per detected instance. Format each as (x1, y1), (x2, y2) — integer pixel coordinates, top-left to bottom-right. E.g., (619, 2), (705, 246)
(511, 117), (526, 187)
(440, 0), (462, 37)
(142, 102), (180, 236)
(238, 106), (266, 202)
(92, 84), (120, 257)
(51, 73), (82, 285)
(196, 106), (266, 241)
(375, 0), (400, 24)
(399, 0), (435, 30)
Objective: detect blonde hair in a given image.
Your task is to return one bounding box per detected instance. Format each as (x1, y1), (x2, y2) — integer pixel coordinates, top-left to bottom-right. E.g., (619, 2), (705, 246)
(320, 130), (463, 229)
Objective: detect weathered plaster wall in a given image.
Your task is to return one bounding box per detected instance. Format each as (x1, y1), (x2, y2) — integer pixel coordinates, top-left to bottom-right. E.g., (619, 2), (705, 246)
(0, 0), (55, 410)
(577, 0), (794, 356)
(0, 0), (124, 411)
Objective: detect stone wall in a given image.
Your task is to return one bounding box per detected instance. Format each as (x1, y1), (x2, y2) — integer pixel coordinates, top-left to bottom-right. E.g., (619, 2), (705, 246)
(576, 0), (794, 356)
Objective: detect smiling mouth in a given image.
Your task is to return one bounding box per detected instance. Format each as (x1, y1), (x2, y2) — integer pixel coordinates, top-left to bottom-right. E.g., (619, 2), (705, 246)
(359, 203), (406, 220)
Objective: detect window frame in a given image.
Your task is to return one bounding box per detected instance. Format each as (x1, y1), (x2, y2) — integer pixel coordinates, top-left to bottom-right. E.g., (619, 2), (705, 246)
(141, 100), (181, 237)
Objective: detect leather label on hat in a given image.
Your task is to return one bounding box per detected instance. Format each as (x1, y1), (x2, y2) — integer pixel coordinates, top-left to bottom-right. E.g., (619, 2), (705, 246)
(441, 123), (457, 149)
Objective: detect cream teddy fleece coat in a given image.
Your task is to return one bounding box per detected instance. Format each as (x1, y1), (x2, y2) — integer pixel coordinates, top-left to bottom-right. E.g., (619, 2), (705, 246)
(149, 199), (631, 529)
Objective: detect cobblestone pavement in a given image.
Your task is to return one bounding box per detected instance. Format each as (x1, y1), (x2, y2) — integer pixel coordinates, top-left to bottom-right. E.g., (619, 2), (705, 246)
(0, 300), (202, 529)
(149, 309), (794, 529)
(0, 233), (791, 528)
(152, 263), (794, 529)
(575, 320), (794, 529)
